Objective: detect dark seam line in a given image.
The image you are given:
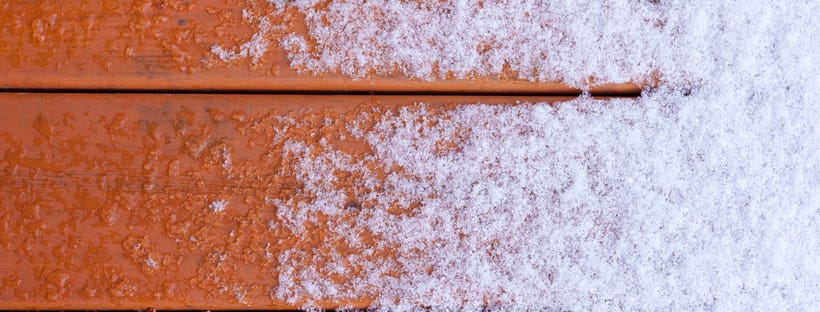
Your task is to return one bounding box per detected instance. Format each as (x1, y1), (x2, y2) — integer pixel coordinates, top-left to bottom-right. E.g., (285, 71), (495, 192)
(0, 88), (642, 97)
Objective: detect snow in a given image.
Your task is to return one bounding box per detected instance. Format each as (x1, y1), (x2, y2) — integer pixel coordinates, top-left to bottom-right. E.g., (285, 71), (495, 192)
(212, 0), (819, 310)
(273, 89), (819, 309)
(222, 146), (232, 171)
(209, 199), (228, 213)
(210, 16), (279, 63)
(145, 256), (158, 269)
(278, 0), (688, 86)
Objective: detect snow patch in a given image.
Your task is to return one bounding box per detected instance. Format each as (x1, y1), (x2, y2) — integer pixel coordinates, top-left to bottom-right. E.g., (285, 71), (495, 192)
(145, 256), (158, 269)
(205, 0), (820, 310)
(209, 199), (228, 213)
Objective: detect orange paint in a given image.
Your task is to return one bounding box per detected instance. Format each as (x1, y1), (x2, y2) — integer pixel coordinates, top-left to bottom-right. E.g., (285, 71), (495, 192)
(0, 93), (572, 310)
(0, 0), (642, 94)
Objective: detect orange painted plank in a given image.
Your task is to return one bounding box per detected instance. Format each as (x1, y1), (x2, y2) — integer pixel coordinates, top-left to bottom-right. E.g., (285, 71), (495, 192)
(0, 1), (640, 94)
(0, 93), (574, 310)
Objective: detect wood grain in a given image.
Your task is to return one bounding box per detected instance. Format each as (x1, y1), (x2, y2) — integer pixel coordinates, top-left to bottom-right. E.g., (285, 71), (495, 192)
(0, 1), (641, 309)
(0, 93), (577, 310)
(0, 0), (641, 94)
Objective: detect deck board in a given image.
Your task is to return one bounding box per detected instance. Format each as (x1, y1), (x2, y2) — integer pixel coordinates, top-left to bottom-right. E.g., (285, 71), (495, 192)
(0, 93), (578, 310)
(0, 0), (641, 94)
(1, 1), (641, 309)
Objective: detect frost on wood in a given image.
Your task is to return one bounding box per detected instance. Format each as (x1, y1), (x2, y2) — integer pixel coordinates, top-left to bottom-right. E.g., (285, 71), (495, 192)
(252, 0), (820, 310)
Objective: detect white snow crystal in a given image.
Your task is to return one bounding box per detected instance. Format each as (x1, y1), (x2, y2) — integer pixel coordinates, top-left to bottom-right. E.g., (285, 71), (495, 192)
(145, 256), (158, 269)
(209, 199), (228, 213)
(210, 0), (820, 310)
(210, 16), (279, 63)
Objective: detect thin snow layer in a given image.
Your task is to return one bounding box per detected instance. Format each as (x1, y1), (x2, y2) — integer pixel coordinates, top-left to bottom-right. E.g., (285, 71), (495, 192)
(277, 92), (819, 310)
(283, 0), (665, 84)
(381, 94), (818, 310)
(280, 0), (817, 86)
(263, 0), (820, 310)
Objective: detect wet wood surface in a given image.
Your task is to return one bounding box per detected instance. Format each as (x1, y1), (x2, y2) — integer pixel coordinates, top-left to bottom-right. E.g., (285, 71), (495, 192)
(0, 0), (640, 94)
(0, 93), (576, 310)
(1, 1), (641, 310)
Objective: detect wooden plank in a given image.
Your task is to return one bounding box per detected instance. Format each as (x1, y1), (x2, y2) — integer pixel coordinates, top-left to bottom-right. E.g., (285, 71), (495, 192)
(0, 1), (641, 94)
(0, 93), (575, 310)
